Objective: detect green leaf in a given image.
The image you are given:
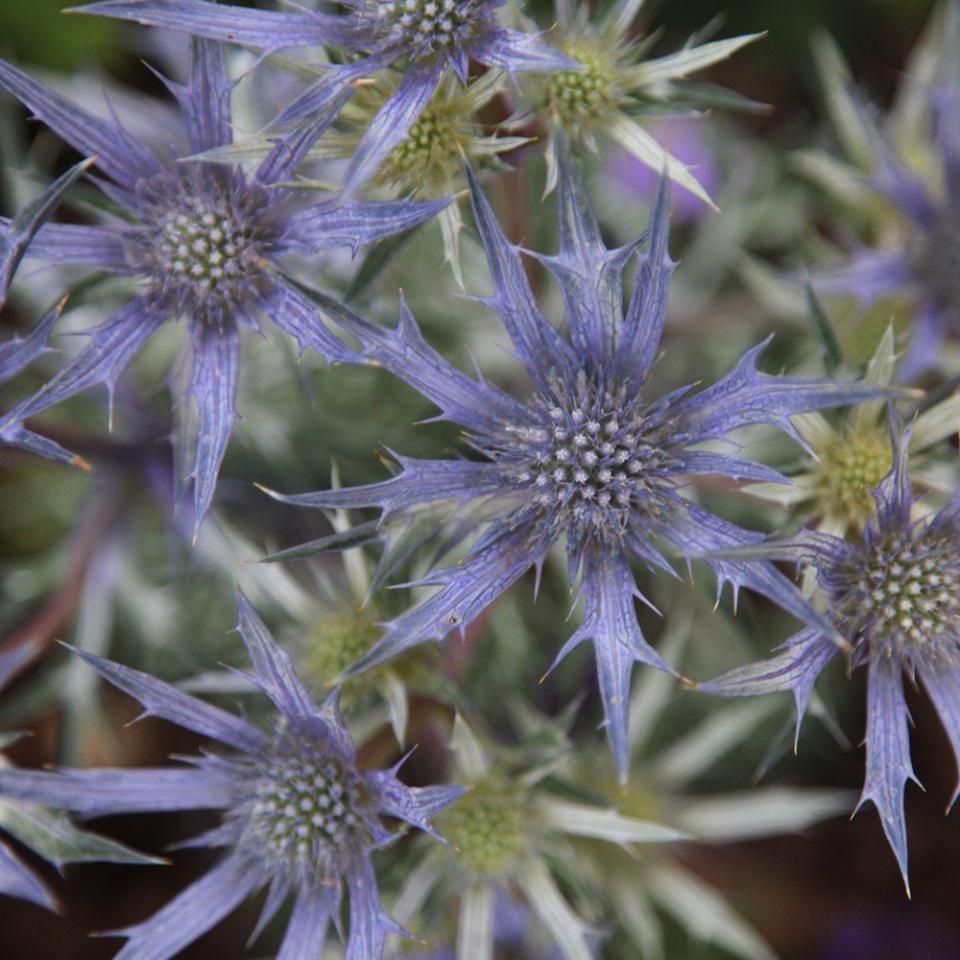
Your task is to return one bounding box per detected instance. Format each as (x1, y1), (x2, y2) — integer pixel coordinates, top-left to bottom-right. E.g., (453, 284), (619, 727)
(805, 282), (843, 374)
(257, 519), (382, 563)
(0, 802), (165, 867)
(669, 81), (770, 114)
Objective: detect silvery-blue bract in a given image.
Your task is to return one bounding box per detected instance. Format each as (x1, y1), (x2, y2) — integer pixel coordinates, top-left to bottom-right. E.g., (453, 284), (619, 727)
(74, 0), (578, 193)
(266, 145), (887, 778)
(0, 38), (449, 532)
(701, 412), (960, 893)
(0, 594), (463, 959)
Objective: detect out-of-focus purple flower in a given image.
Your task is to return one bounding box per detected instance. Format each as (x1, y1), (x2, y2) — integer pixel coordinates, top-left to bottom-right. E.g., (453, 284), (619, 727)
(606, 118), (718, 222)
(0, 593), (463, 957)
(0, 40), (449, 532)
(701, 410), (960, 893)
(264, 143), (886, 779)
(75, 0), (577, 194)
(812, 85), (960, 378)
(819, 908), (960, 960)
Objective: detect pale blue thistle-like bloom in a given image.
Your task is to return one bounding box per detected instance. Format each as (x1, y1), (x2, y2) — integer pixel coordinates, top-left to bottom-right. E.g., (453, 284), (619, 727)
(700, 411), (960, 894)
(73, 0), (578, 194)
(0, 38), (449, 531)
(263, 145), (889, 779)
(0, 594), (463, 957)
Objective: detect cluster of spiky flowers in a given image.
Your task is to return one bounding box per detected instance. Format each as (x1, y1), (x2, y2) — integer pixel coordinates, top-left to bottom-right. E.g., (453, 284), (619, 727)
(3, 2), (960, 957)
(78, 0), (577, 196)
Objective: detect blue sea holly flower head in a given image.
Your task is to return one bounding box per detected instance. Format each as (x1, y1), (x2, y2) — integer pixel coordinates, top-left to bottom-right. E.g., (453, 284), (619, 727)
(74, 0), (579, 195)
(0, 39), (449, 533)
(700, 410), (960, 894)
(262, 144), (890, 779)
(0, 594), (463, 958)
(0, 641), (161, 911)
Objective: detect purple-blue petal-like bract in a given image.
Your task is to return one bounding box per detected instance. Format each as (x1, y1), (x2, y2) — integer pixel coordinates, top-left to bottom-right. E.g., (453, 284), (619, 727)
(700, 410), (960, 893)
(265, 144), (887, 779)
(0, 593), (463, 958)
(0, 39), (450, 532)
(75, 0), (579, 193)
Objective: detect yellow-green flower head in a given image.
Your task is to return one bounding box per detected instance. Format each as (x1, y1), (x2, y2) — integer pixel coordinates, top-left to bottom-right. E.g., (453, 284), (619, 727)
(437, 780), (529, 876)
(323, 71), (528, 198)
(304, 609), (383, 688)
(542, 40), (620, 128)
(813, 422), (892, 529)
(396, 714), (685, 958)
(746, 328), (960, 536)
(521, 0), (762, 203)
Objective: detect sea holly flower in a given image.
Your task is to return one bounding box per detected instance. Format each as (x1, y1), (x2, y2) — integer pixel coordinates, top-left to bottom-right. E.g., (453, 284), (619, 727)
(515, 0), (761, 201)
(745, 328), (960, 536)
(388, 714), (683, 960)
(75, 0), (577, 195)
(0, 594), (463, 957)
(804, 6), (960, 377)
(0, 41), (448, 532)
(0, 641), (160, 910)
(700, 411), (960, 892)
(262, 145), (888, 777)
